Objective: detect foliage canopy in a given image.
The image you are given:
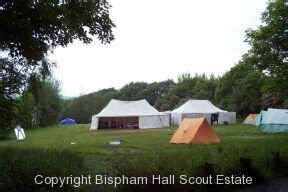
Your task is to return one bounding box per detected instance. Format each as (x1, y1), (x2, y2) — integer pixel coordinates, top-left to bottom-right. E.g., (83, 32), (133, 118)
(0, 0), (115, 62)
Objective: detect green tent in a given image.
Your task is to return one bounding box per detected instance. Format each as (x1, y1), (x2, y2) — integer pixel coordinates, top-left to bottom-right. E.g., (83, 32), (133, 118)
(254, 110), (266, 126)
(261, 108), (288, 133)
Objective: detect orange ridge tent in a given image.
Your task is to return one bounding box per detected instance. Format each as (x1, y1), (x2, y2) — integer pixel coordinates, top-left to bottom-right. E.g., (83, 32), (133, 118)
(170, 118), (220, 144)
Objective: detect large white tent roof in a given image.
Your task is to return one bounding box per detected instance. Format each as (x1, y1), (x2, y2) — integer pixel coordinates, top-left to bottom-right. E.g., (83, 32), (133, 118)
(171, 99), (227, 114)
(94, 99), (161, 117)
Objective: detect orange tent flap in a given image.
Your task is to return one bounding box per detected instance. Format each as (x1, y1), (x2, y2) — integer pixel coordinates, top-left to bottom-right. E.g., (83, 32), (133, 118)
(247, 114), (258, 120)
(170, 118), (202, 144)
(170, 118), (220, 144)
(191, 119), (220, 144)
(243, 114), (258, 124)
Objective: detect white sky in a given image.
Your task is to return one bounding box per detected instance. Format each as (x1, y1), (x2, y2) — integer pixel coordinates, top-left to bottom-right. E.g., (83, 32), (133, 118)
(49, 0), (268, 97)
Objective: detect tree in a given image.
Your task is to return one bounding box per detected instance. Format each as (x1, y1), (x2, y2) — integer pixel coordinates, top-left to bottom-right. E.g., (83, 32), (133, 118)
(192, 74), (218, 102)
(154, 94), (181, 111)
(118, 80), (175, 107)
(0, 58), (29, 137)
(23, 76), (64, 127)
(245, 0), (288, 91)
(215, 61), (265, 116)
(36, 81), (63, 126)
(64, 88), (118, 123)
(142, 80), (175, 106)
(16, 92), (36, 129)
(171, 73), (198, 99)
(0, 58), (29, 99)
(63, 81), (175, 123)
(118, 82), (148, 101)
(0, 0), (115, 62)
(154, 74), (219, 111)
(0, 0), (115, 136)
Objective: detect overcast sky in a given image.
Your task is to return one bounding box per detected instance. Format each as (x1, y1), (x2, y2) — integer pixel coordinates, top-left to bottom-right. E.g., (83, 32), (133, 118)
(49, 0), (268, 97)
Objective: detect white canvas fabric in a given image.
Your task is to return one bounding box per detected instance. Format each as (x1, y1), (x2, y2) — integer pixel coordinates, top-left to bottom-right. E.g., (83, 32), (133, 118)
(95, 99), (160, 117)
(139, 115), (170, 129)
(170, 99), (236, 125)
(90, 99), (169, 130)
(260, 108), (288, 133)
(14, 125), (25, 140)
(172, 100), (227, 114)
(219, 112), (237, 124)
(261, 108), (288, 124)
(91, 115), (99, 129)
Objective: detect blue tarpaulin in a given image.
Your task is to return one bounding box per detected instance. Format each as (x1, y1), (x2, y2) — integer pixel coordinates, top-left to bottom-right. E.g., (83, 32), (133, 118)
(60, 118), (76, 125)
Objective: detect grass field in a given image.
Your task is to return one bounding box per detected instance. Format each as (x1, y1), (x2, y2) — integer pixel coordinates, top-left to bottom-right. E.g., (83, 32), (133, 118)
(0, 124), (288, 191)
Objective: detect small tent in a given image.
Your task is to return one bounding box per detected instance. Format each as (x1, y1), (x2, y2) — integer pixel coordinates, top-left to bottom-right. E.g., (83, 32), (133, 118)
(90, 99), (169, 130)
(14, 125), (25, 140)
(260, 108), (288, 133)
(243, 114), (258, 124)
(254, 111), (267, 126)
(170, 118), (220, 144)
(170, 99), (236, 125)
(60, 118), (76, 125)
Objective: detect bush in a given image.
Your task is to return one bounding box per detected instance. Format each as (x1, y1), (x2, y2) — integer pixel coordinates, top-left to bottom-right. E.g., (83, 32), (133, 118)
(0, 148), (84, 191)
(110, 148), (288, 192)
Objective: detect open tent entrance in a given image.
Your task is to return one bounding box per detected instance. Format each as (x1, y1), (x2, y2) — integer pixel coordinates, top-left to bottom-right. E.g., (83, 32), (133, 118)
(98, 116), (139, 129)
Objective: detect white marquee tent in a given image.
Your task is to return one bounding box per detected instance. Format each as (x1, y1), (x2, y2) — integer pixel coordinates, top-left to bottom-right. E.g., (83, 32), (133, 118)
(90, 99), (169, 130)
(170, 99), (236, 125)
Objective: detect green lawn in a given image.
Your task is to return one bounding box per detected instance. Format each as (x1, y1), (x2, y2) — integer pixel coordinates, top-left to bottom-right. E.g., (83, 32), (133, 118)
(1, 124), (288, 191)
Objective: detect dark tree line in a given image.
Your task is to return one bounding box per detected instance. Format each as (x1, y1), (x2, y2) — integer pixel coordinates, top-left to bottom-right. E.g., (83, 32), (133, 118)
(63, 80), (175, 123)
(17, 75), (63, 128)
(62, 66), (276, 124)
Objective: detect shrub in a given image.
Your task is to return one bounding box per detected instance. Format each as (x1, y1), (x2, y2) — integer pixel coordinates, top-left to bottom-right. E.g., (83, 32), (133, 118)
(0, 148), (83, 191)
